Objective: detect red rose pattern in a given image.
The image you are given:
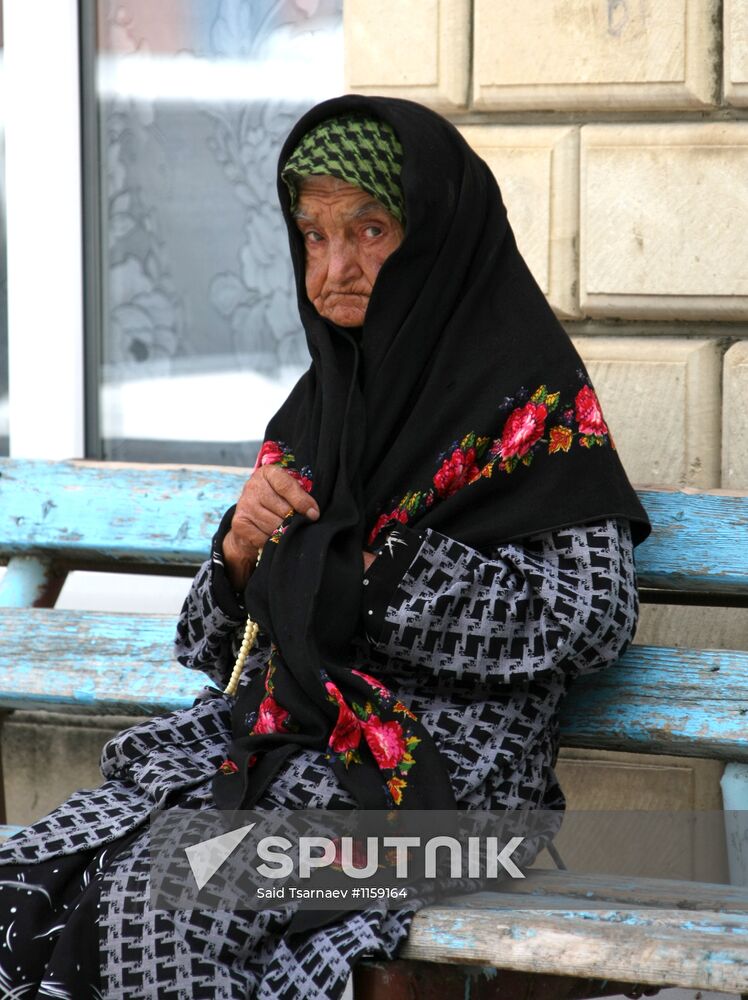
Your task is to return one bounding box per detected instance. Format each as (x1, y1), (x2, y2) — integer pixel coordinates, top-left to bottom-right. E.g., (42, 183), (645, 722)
(254, 440), (285, 469)
(433, 446), (480, 498)
(325, 682), (362, 754)
(365, 382), (612, 546)
(254, 441), (314, 498)
(499, 401), (548, 459)
(252, 695), (290, 735)
(363, 716), (406, 769)
(575, 386), (608, 437)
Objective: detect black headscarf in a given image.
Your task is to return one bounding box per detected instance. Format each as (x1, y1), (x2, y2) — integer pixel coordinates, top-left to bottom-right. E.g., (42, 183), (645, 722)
(213, 95), (650, 815)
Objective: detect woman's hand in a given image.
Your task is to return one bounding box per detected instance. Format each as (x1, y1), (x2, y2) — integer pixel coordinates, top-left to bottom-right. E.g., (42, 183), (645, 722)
(223, 465), (320, 591)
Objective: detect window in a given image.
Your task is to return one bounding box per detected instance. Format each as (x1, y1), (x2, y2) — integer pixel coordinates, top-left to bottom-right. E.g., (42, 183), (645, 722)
(0, 5), (7, 456)
(89, 0), (343, 465)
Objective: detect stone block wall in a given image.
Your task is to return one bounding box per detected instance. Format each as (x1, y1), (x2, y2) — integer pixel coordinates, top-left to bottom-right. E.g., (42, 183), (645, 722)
(345, 0), (748, 654)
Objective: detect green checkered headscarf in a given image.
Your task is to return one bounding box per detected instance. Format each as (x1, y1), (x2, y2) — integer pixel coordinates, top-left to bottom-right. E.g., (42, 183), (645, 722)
(281, 113), (405, 225)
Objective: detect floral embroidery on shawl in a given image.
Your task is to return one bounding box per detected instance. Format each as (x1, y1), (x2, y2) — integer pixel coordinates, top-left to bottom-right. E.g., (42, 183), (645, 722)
(368, 380), (614, 545)
(220, 669), (423, 804)
(247, 661), (296, 737)
(325, 672), (421, 806)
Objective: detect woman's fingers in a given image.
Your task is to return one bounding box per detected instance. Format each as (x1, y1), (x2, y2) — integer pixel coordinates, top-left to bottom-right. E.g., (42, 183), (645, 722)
(264, 465), (319, 520)
(222, 466), (319, 590)
(230, 466), (319, 556)
(238, 466), (318, 529)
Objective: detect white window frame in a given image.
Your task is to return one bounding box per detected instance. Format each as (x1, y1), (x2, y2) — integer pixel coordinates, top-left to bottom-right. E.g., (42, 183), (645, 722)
(5, 0), (85, 458)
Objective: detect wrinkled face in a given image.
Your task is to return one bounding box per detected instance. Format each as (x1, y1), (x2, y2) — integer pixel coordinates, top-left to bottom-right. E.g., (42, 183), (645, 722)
(294, 174), (404, 327)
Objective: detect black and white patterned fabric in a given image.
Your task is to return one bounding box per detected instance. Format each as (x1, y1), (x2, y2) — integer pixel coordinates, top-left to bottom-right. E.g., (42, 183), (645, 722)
(0, 518), (638, 998)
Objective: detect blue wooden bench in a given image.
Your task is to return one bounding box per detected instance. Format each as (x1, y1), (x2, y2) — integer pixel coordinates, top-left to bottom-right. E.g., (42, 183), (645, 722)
(0, 458), (747, 998)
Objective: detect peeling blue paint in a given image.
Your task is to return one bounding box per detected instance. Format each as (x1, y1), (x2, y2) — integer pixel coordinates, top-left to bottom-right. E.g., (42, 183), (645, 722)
(2, 463), (747, 589)
(680, 920), (748, 936)
(0, 606), (205, 714)
(636, 489), (748, 593)
(429, 929), (479, 950)
(0, 458), (246, 565)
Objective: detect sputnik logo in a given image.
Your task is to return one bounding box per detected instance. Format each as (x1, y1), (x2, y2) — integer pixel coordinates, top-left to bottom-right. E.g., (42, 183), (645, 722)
(185, 822), (256, 890)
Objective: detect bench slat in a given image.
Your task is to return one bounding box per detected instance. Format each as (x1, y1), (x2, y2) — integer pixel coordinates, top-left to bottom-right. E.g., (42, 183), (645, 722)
(402, 905), (748, 993)
(560, 644), (748, 759)
(0, 458), (246, 568)
(2, 461), (748, 595)
(0, 609), (745, 759)
(453, 868), (748, 913)
(1, 461), (746, 994)
(0, 609), (206, 715)
(636, 488), (748, 594)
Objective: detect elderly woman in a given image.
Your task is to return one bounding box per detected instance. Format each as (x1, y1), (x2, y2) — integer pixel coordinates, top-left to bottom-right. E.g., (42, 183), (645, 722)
(0, 96), (648, 999)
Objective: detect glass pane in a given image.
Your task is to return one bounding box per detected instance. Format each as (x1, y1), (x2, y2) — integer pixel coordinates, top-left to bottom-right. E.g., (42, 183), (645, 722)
(0, 4), (7, 456)
(92, 0), (343, 464)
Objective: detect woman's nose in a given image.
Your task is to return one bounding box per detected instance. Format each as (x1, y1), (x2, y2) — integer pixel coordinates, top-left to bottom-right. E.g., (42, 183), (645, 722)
(327, 239), (361, 282)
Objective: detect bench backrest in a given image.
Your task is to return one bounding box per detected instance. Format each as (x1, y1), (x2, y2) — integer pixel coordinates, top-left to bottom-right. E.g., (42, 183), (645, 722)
(0, 459), (244, 572)
(0, 458), (746, 762)
(2, 459), (747, 591)
(0, 459), (748, 594)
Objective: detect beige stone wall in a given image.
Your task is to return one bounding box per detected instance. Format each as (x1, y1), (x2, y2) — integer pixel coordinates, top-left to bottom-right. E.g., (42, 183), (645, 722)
(726, 0), (748, 105)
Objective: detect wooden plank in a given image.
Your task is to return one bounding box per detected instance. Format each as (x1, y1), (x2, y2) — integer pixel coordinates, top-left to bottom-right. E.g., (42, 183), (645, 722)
(0, 458), (246, 568)
(1, 461), (748, 594)
(0, 609), (745, 758)
(0, 608), (207, 714)
(636, 488), (748, 594)
(560, 644), (748, 760)
(402, 905), (748, 993)
(450, 868), (748, 913)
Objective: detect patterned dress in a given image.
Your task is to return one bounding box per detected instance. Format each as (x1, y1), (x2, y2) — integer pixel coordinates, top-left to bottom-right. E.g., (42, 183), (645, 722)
(0, 518), (638, 999)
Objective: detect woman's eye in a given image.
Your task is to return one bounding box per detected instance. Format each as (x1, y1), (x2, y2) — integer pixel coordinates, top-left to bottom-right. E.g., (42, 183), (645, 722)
(364, 225), (383, 238)
(304, 230), (324, 244)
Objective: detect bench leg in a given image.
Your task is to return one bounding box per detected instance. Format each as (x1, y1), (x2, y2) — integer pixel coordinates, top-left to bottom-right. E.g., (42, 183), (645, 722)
(353, 960), (658, 1000)
(0, 556), (67, 609)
